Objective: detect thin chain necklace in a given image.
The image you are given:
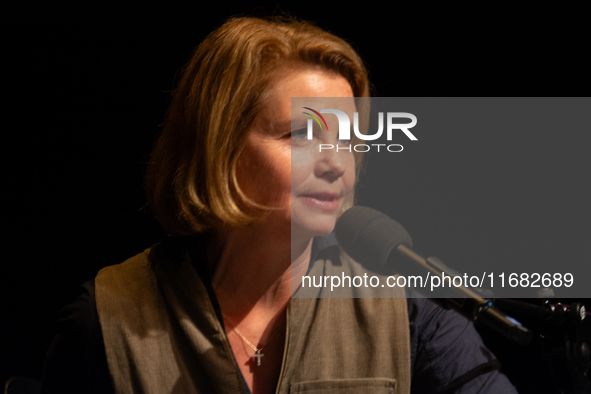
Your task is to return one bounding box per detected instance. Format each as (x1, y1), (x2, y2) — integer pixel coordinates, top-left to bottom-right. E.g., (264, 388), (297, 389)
(222, 313), (285, 367)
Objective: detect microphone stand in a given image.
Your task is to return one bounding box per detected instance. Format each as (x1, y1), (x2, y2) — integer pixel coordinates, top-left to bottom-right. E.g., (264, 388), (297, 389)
(335, 206), (589, 391)
(493, 298), (590, 394)
(392, 245), (533, 345)
(391, 247), (589, 392)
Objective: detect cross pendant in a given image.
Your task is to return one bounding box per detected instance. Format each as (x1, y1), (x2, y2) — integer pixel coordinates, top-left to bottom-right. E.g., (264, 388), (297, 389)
(253, 349), (264, 366)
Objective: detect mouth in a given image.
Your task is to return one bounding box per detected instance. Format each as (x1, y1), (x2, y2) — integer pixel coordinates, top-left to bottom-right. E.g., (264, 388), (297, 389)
(300, 193), (340, 211)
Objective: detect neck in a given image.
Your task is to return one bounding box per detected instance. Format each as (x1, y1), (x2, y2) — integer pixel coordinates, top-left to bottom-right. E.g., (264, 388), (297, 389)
(209, 221), (313, 320)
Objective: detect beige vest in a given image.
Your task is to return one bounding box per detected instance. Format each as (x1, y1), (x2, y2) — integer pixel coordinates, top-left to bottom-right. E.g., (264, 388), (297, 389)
(95, 244), (411, 394)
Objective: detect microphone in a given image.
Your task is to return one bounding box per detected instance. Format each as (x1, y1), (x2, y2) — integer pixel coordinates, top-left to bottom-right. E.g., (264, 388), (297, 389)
(335, 206), (532, 345)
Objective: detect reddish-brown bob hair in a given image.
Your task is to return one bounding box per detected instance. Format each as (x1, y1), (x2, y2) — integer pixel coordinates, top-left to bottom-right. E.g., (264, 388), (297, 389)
(145, 16), (370, 234)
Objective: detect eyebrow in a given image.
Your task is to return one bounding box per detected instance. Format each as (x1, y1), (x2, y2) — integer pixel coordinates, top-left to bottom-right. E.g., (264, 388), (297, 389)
(264, 116), (306, 134)
(275, 119), (292, 130)
(269, 119), (298, 132)
(290, 118), (308, 130)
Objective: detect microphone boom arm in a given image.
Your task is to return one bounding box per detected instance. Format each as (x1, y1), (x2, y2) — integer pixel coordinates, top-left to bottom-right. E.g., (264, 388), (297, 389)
(395, 244), (533, 345)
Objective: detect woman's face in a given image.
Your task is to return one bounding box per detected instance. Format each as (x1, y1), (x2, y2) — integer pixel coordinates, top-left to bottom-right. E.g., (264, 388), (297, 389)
(237, 69), (356, 241)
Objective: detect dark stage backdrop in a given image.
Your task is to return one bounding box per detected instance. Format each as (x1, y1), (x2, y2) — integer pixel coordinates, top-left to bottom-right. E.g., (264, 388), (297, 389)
(2, 3), (590, 393)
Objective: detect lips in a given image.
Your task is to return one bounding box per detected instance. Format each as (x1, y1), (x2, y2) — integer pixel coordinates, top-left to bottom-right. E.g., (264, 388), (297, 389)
(300, 192), (340, 211)
(303, 192), (338, 201)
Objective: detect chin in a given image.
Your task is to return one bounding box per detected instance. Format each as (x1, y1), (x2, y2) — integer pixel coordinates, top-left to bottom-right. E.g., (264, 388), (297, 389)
(291, 215), (337, 242)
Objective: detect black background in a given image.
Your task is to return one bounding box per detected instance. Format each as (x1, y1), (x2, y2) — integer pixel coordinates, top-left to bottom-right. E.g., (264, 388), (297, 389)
(2, 2), (590, 393)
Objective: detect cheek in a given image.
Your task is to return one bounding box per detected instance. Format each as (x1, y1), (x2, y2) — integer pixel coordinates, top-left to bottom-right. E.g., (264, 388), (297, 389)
(273, 147), (292, 191)
(343, 155), (356, 192)
(236, 143), (285, 203)
(290, 148), (315, 189)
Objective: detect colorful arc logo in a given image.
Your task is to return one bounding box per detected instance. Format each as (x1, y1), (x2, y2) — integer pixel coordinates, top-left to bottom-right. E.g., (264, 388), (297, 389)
(302, 107), (329, 131)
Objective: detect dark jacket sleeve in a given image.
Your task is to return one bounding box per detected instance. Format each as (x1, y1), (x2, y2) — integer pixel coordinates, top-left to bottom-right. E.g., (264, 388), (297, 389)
(408, 296), (518, 394)
(41, 280), (114, 394)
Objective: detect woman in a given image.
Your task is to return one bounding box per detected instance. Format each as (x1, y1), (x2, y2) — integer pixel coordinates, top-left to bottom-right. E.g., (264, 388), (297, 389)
(42, 16), (517, 394)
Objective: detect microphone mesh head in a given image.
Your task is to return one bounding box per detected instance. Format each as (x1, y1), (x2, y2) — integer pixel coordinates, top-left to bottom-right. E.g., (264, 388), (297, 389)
(335, 206), (413, 271)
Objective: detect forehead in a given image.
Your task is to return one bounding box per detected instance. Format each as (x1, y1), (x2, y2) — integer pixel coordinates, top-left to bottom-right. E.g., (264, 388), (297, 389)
(263, 69), (355, 120)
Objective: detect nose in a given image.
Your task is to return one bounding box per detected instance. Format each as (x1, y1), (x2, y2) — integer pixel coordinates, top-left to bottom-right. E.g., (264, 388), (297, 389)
(314, 147), (347, 182)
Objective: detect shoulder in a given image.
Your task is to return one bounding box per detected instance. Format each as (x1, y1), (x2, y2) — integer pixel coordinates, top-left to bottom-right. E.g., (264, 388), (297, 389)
(95, 241), (201, 309)
(95, 247), (155, 307)
(42, 239), (210, 394)
(47, 280), (101, 350)
(42, 245), (163, 394)
(41, 280), (113, 394)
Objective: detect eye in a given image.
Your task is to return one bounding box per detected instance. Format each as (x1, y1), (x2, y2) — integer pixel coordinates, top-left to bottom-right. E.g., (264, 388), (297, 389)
(337, 127), (353, 145)
(290, 128), (308, 139)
